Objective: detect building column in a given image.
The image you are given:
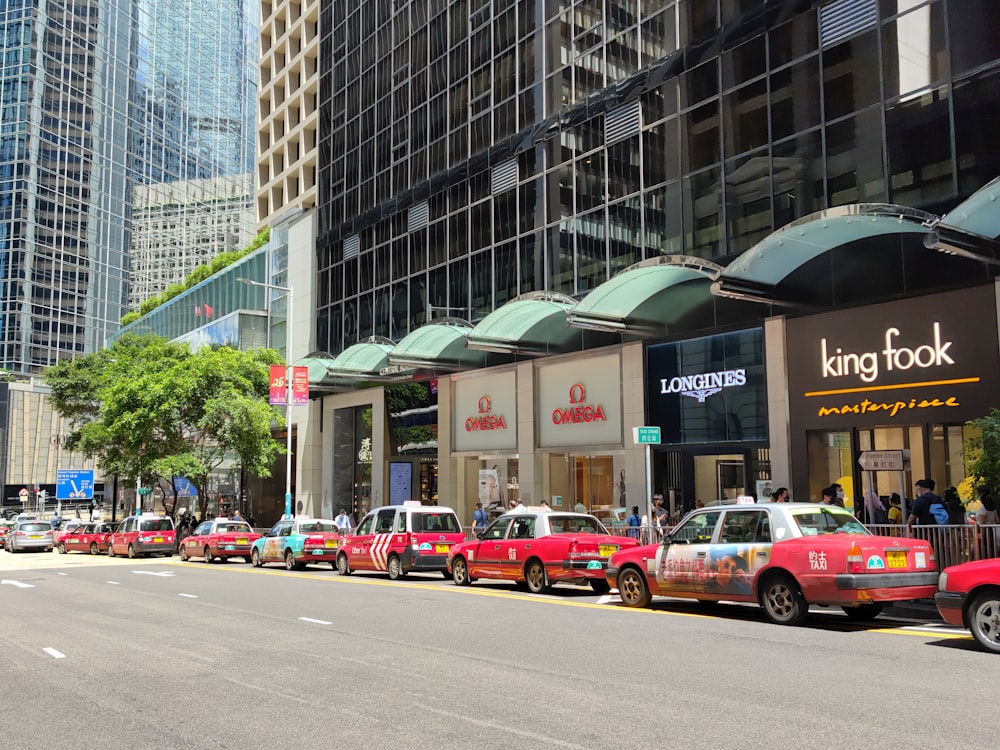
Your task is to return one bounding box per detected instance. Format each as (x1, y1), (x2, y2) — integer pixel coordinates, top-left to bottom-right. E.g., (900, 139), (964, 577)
(765, 315), (792, 495)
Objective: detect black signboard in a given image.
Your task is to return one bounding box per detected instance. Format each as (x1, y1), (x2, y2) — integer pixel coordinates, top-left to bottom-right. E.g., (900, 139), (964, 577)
(785, 284), (1000, 430)
(646, 328), (767, 444)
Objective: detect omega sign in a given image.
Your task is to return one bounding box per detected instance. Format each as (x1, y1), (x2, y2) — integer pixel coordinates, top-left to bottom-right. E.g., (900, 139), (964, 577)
(660, 369), (747, 403)
(552, 383), (607, 425)
(465, 395), (507, 432)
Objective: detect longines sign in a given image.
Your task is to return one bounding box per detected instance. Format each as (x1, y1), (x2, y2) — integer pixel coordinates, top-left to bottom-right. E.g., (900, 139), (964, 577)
(786, 285), (1000, 430)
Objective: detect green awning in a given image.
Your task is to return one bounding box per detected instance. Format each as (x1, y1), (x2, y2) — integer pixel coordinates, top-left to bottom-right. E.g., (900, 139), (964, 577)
(388, 319), (486, 371)
(326, 337), (399, 380)
(713, 204), (935, 304)
(925, 176), (1000, 264)
(566, 257), (723, 337)
(296, 352), (340, 385)
(467, 292), (583, 354)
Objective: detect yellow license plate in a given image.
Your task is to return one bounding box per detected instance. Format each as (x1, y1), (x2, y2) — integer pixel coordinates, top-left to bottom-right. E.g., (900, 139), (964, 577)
(325, 539), (338, 548)
(153, 537), (164, 543)
(886, 550), (907, 569)
(599, 544), (618, 557)
(30, 535), (42, 539)
(435, 544), (449, 553)
(236, 537), (248, 545)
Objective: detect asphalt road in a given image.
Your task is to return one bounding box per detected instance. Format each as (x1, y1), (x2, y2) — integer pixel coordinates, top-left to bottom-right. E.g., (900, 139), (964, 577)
(0, 552), (990, 750)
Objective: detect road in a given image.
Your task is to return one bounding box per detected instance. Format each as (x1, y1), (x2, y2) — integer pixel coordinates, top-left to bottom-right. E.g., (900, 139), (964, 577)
(0, 551), (990, 749)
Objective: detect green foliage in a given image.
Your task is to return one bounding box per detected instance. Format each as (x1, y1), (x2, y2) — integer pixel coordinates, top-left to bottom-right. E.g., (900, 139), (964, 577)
(161, 282), (187, 303)
(120, 311), (140, 326)
(965, 410), (1000, 497)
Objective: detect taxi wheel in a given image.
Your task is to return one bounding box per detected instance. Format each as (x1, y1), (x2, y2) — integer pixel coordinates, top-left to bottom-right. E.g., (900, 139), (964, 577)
(180, 546), (189, 562)
(590, 578), (611, 594)
(107, 544), (116, 558)
(127, 544), (137, 559)
(336, 553), (351, 576)
(387, 554), (404, 581)
(284, 550), (296, 570)
(524, 559), (549, 594)
(204, 547), (214, 563)
(251, 549), (261, 567)
(57, 542), (66, 554)
(841, 603), (884, 621)
(89, 543), (98, 556)
(617, 566), (652, 608)
(760, 574), (808, 626)
(967, 589), (1000, 653)
(451, 557), (471, 586)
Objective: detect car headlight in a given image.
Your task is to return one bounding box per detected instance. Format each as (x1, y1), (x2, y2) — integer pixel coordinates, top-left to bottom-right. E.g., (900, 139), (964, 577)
(937, 571), (948, 590)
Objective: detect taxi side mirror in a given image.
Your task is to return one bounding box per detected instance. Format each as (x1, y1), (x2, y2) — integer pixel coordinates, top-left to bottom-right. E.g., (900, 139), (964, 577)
(476, 531), (485, 540)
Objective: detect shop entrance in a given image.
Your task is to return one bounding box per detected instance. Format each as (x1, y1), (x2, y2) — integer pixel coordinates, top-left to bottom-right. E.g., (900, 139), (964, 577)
(658, 446), (770, 518)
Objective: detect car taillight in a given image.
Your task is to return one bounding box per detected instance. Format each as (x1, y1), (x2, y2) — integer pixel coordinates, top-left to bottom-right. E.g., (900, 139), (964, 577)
(304, 536), (322, 548)
(847, 543), (864, 574)
(15, 531), (25, 537)
(568, 538), (581, 558)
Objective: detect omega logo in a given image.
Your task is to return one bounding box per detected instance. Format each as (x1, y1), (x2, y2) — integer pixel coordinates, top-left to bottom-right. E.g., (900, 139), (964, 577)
(465, 394), (507, 432)
(552, 383), (607, 425)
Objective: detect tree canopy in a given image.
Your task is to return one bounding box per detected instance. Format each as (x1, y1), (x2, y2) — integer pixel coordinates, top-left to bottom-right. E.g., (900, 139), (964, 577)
(43, 334), (285, 516)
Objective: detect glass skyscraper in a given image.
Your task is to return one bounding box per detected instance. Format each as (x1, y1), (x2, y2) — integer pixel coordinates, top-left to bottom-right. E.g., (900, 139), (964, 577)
(0, 0), (257, 374)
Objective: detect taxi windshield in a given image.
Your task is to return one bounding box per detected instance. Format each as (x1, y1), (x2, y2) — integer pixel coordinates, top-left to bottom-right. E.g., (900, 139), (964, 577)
(548, 515), (608, 534)
(411, 513), (460, 533)
(790, 508), (869, 536)
(140, 518), (173, 532)
(218, 523), (253, 533)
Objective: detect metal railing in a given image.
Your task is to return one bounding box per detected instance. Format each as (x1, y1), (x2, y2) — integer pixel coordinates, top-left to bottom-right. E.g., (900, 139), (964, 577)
(867, 523), (1000, 569)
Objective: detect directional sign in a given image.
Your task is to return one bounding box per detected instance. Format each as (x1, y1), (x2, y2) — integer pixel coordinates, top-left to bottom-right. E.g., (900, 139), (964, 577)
(56, 469), (94, 500)
(858, 450), (905, 471)
(632, 426), (662, 445)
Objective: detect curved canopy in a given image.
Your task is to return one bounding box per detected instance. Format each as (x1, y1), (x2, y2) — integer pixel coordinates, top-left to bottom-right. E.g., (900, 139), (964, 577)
(297, 352), (340, 386)
(567, 256), (723, 337)
(467, 292), (585, 355)
(325, 337), (398, 380)
(925, 176), (1000, 264)
(713, 204), (939, 306)
(388, 318), (486, 371)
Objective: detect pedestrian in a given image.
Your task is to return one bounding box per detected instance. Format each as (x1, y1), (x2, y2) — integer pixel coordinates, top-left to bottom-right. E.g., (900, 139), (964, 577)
(770, 487), (789, 503)
(232, 509), (244, 522)
(887, 493), (903, 524)
(830, 483), (846, 508)
(864, 487), (888, 525)
(539, 500), (551, 512)
(626, 505), (641, 539)
(334, 507), (352, 532)
(91, 504), (102, 523)
(820, 486), (836, 505)
(75, 506), (82, 520)
(472, 502), (488, 529)
(907, 478), (941, 530)
(975, 493), (1000, 558)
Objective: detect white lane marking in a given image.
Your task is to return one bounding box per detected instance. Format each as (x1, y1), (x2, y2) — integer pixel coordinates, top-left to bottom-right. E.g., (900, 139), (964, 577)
(596, 594), (615, 605)
(57, 572), (68, 576)
(298, 617), (332, 625)
(1, 579), (34, 589)
(132, 571), (175, 577)
(178, 593), (197, 599)
(106, 581), (119, 585)
(43, 648), (66, 659)
(413, 703), (585, 749)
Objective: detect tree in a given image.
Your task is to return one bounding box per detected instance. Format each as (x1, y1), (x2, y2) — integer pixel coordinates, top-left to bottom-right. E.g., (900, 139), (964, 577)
(44, 334), (284, 517)
(965, 410), (1000, 499)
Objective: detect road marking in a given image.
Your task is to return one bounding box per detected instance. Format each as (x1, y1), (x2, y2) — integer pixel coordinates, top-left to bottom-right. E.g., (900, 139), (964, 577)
(43, 648), (66, 659)
(106, 581), (119, 585)
(298, 617), (332, 625)
(414, 703), (585, 749)
(596, 594), (614, 605)
(1, 579), (34, 588)
(57, 572), (68, 576)
(132, 571), (175, 577)
(178, 593), (197, 599)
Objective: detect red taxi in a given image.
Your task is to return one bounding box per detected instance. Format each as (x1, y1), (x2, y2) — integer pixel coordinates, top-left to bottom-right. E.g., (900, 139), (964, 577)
(251, 517), (342, 570)
(606, 502), (939, 625)
(57, 522), (115, 555)
(107, 514), (176, 558)
(180, 518), (260, 563)
(447, 510), (638, 594)
(336, 502), (464, 580)
(935, 558), (1000, 653)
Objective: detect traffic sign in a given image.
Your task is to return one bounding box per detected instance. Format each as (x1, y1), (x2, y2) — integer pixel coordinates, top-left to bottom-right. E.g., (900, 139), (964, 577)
(57, 469), (95, 499)
(18, 488), (28, 498)
(138, 487), (153, 496)
(632, 426), (661, 445)
(858, 450), (905, 471)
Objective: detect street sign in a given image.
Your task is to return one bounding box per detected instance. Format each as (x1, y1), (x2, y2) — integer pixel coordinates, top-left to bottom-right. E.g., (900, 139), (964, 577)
(138, 487), (153, 496)
(18, 488), (28, 498)
(858, 450), (905, 471)
(632, 426), (662, 445)
(57, 469), (95, 499)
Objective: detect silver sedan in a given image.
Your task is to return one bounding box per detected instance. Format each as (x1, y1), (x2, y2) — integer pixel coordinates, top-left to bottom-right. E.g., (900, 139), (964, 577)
(4, 521), (55, 552)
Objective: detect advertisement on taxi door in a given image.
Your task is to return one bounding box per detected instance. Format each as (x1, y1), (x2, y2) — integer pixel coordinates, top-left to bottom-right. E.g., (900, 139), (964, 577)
(656, 543), (769, 597)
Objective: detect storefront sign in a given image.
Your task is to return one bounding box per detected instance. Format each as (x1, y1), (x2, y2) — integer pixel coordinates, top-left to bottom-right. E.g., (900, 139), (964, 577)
(786, 285), (1000, 430)
(646, 329), (767, 444)
(537, 353), (622, 448)
(452, 370), (517, 452)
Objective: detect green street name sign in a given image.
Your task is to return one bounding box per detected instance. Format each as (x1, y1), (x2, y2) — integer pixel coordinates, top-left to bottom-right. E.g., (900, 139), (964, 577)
(632, 426), (661, 445)
(138, 487), (153, 496)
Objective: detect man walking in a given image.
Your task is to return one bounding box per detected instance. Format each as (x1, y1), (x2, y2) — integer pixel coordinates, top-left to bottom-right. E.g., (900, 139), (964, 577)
(907, 478), (941, 529)
(472, 502), (488, 530)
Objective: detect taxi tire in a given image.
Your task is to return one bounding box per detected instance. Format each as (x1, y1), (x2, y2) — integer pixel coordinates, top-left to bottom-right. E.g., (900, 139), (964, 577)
(251, 550), (262, 567)
(127, 544), (137, 559)
(89, 543), (99, 556)
(451, 556), (471, 586)
(107, 544), (116, 558)
(590, 578), (610, 594)
(525, 559), (549, 594)
(760, 574), (808, 626)
(204, 546), (214, 563)
(284, 550), (296, 570)
(180, 546), (189, 561)
(617, 566), (652, 608)
(57, 542), (66, 554)
(841, 603), (883, 621)
(336, 553), (351, 576)
(967, 589), (1000, 654)
(387, 554), (404, 581)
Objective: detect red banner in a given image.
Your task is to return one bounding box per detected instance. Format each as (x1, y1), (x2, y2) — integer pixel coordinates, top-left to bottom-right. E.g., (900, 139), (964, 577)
(292, 366), (309, 405)
(269, 365), (287, 405)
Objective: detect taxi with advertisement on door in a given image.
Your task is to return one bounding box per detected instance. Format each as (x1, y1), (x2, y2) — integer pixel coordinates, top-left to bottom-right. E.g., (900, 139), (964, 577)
(56, 522), (115, 555)
(447, 509), (639, 593)
(250, 517), (341, 570)
(107, 513), (176, 558)
(336, 501), (464, 580)
(179, 518), (260, 563)
(606, 502), (939, 625)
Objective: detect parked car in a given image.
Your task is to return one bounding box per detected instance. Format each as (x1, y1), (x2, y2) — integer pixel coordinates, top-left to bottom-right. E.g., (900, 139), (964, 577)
(107, 514), (175, 558)
(336, 502), (464, 579)
(57, 523), (115, 555)
(606, 502), (939, 625)
(251, 518), (341, 570)
(447, 510), (639, 593)
(179, 518), (260, 563)
(4, 520), (55, 553)
(935, 558), (1000, 653)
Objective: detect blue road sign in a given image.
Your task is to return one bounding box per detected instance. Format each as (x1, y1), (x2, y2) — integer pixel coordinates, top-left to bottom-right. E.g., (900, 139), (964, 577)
(56, 469), (95, 500)
(173, 477), (199, 497)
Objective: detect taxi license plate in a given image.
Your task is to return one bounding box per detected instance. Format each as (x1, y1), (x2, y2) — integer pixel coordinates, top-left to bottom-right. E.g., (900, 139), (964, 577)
(236, 537), (248, 545)
(325, 539), (338, 548)
(886, 550), (907, 569)
(435, 544), (449, 553)
(599, 544), (618, 557)
(29, 535), (42, 539)
(153, 537), (164, 543)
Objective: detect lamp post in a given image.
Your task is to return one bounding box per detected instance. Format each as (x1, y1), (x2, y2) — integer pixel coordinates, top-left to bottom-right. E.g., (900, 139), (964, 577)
(237, 277), (294, 518)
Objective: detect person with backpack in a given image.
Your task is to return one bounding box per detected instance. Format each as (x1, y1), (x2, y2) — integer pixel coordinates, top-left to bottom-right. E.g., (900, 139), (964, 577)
(626, 505), (641, 539)
(907, 478), (943, 530)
